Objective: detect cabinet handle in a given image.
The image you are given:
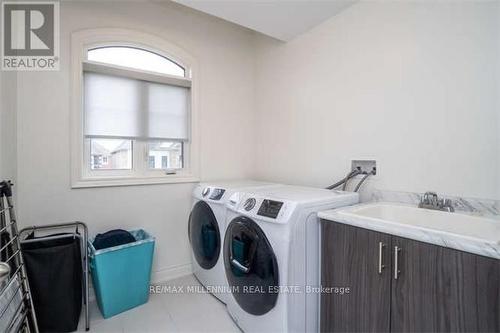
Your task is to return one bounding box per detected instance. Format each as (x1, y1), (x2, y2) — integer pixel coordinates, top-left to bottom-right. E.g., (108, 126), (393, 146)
(394, 246), (401, 279)
(378, 242), (386, 274)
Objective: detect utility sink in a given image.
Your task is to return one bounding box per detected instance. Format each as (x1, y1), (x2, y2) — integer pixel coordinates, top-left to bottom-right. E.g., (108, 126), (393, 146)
(318, 202), (500, 259)
(344, 203), (500, 243)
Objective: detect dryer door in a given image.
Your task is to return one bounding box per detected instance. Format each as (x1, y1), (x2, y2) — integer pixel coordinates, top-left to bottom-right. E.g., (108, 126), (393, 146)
(188, 201), (221, 269)
(224, 216), (279, 316)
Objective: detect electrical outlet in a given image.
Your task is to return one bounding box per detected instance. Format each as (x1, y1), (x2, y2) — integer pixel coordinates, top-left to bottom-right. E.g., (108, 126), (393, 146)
(351, 160), (377, 175)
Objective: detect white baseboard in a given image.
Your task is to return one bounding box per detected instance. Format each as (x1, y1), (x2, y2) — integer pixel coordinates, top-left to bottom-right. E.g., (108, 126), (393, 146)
(87, 262), (193, 302)
(151, 263), (193, 284)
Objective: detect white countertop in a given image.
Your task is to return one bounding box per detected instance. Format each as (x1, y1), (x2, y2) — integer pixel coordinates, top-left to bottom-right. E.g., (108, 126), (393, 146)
(319, 202), (500, 260)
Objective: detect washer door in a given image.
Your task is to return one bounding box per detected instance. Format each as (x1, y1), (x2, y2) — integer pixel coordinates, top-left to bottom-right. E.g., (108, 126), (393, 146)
(224, 216), (279, 316)
(188, 201), (220, 269)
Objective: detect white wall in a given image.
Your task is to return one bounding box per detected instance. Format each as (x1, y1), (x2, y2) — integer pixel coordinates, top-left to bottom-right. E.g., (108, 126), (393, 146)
(254, 1), (500, 200)
(0, 74), (3, 179)
(0, 71), (17, 183)
(14, 1), (257, 281)
(497, 3), (500, 199)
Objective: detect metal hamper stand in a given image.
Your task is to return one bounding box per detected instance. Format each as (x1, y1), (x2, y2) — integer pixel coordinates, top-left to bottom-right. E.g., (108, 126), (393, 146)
(0, 180), (39, 333)
(19, 221), (90, 332)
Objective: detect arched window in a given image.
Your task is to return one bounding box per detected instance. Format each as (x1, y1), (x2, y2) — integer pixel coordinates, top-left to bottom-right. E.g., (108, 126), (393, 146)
(72, 37), (195, 186)
(87, 46), (185, 77)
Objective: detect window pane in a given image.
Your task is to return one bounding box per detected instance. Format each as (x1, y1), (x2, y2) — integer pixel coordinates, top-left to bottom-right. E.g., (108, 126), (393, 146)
(161, 156), (168, 169)
(148, 141), (183, 169)
(90, 138), (132, 170)
(87, 47), (185, 77)
(148, 156), (155, 169)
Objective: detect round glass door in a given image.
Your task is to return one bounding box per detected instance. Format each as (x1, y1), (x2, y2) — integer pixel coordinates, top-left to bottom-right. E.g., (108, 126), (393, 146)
(224, 216), (279, 316)
(188, 201), (220, 269)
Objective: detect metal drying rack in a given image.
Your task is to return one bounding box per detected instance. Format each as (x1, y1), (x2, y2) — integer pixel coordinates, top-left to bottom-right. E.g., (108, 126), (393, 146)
(0, 180), (39, 333)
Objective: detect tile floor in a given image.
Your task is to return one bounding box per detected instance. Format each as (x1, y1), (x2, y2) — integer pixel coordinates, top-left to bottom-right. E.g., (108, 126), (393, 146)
(78, 275), (240, 333)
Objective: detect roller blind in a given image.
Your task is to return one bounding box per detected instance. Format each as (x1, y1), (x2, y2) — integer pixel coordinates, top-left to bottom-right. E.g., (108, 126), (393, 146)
(84, 65), (190, 141)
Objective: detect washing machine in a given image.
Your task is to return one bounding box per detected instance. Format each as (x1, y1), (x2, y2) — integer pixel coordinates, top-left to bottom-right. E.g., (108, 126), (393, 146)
(223, 185), (359, 332)
(188, 180), (281, 304)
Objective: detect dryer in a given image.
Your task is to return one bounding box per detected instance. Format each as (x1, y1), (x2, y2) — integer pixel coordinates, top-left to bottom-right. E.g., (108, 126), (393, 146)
(188, 180), (280, 304)
(223, 185), (359, 332)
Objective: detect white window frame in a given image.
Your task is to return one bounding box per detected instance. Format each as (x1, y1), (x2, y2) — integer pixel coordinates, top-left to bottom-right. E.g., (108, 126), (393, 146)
(70, 29), (200, 188)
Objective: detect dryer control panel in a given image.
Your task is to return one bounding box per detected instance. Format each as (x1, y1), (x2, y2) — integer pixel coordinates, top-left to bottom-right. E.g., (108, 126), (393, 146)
(209, 188), (225, 200)
(257, 200), (283, 219)
(197, 186), (226, 202)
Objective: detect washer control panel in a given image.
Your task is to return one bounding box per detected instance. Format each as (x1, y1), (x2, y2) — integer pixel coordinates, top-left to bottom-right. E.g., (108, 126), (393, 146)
(257, 200), (283, 219)
(227, 192), (298, 224)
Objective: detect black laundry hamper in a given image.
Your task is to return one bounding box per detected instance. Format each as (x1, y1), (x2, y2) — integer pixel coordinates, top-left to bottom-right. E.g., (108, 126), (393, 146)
(21, 234), (83, 332)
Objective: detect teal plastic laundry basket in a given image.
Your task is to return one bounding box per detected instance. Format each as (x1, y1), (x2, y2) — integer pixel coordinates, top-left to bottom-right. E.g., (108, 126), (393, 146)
(88, 229), (155, 319)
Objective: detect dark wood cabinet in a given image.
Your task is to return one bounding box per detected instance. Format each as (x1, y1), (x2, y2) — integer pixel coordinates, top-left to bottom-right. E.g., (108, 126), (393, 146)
(321, 222), (391, 332)
(321, 220), (500, 333)
(391, 237), (485, 332)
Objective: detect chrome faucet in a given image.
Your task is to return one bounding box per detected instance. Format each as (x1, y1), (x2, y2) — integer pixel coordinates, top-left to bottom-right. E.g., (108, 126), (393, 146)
(418, 191), (454, 212)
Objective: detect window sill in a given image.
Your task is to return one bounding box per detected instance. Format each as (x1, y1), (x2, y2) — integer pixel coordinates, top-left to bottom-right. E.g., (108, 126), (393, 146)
(71, 174), (200, 189)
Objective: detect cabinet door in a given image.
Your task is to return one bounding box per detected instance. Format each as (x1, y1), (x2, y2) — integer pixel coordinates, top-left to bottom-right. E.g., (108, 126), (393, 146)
(475, 254), (500, 332)
(321, 221), (391, 332)
(391, 236), (500, 332)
